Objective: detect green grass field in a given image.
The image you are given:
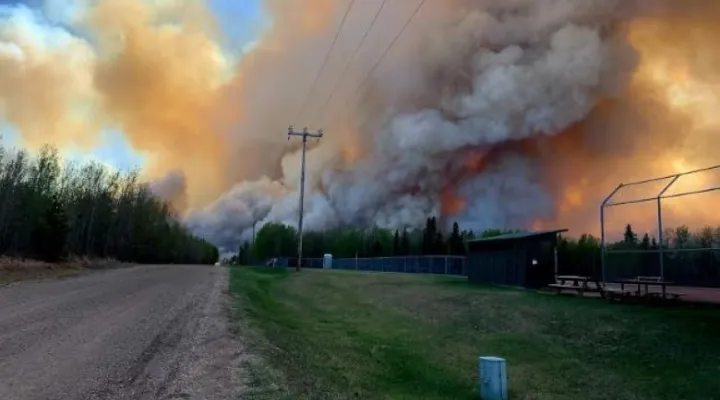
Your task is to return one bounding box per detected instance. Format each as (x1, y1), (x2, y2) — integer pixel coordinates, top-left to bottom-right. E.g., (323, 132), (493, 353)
(230, 267), (720, 400)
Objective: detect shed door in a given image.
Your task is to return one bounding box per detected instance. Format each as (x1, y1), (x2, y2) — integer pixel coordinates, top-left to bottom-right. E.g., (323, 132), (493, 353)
(471, 250), (525, 287)
(526, 239), (555, 288)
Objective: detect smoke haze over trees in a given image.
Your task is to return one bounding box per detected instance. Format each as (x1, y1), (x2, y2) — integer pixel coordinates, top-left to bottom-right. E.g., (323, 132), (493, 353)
(0, 143), (219, 265)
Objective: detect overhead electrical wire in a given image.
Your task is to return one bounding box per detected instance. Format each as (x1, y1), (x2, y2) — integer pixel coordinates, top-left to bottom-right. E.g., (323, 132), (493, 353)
(327, 0), (428, 127)
(293, 0), (357, 125)
(311, 0), (389, 125)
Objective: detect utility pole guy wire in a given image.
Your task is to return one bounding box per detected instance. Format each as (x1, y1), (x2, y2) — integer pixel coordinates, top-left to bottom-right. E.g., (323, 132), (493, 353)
(287, 126), (324, 271)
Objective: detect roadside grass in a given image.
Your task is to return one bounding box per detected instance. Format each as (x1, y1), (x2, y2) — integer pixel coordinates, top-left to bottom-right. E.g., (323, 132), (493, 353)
(0, 258), (82, 284)
(230, 267), (720, 400)
(0, 257), (127, 285)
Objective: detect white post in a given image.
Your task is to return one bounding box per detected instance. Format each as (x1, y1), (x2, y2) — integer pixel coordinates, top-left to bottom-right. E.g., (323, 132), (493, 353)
(478, 356), (507, 400)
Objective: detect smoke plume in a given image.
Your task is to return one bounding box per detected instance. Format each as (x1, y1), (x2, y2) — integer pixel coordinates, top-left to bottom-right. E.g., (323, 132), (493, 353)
(2, 0), (720, 253)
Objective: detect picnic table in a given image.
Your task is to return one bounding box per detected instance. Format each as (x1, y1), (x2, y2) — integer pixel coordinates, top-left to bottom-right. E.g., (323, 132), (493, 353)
(615, 276), (682, 300)
(549, 275), (605, 297)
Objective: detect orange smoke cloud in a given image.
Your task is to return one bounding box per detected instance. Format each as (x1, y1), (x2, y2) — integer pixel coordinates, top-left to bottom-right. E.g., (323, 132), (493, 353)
(0, 5), (99, 148)
(88, 0), (234, 208)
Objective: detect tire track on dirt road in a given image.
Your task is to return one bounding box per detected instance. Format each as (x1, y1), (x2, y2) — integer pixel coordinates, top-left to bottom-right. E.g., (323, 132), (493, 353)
(0, 265), (248, 400)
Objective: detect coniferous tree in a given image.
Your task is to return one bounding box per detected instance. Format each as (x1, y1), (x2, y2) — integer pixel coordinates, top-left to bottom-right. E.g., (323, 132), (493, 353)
(400, 228), (410, 256)
(422, 217), (438, 255)
(464, 229), (476, 240)
(641, 233), (651, 250)
(448, 222), (464, 255)
(393, 229), (400, 256)
(373, 239), (383, 257)
(434, 231), (446, 255)
(623, 224), (638, 246)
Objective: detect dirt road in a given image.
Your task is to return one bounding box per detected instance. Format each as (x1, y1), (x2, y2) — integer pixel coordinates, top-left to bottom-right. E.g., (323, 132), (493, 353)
(0, 265), (246, 400)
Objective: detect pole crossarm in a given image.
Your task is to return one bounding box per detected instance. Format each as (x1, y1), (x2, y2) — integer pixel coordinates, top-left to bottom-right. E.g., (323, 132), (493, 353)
(288, 126), (323, 139)
(599, 164), (720, 283)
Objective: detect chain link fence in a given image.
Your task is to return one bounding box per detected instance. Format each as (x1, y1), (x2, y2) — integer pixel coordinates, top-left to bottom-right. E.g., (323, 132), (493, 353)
(266, 256), (467, 276)
(603, 248), (720, 288)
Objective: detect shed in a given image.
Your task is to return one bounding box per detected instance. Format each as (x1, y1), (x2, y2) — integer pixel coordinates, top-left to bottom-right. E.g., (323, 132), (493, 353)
(466, 229), (567, 289)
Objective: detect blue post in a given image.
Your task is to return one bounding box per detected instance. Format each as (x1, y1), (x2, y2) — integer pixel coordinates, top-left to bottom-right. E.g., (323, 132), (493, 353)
(478, 356), (507, 400)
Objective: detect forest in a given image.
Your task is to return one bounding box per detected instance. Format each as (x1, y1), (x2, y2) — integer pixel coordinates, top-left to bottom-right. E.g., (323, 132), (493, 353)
(0, 144), (218, 265)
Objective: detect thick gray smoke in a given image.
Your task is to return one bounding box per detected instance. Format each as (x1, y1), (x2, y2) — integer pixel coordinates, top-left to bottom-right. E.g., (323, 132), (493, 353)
(149, 170), (188, 213)
(187, 0), (637, 253)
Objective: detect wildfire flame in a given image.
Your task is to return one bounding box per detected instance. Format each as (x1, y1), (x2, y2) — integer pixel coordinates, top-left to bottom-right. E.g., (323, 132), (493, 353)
(441, 189), (468, 216)
(440, 148), (491, 217)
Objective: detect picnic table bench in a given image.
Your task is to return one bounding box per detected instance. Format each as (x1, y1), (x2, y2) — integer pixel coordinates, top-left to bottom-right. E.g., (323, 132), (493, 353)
(549, 275), (605, 297)
(615, 276), (683, 300)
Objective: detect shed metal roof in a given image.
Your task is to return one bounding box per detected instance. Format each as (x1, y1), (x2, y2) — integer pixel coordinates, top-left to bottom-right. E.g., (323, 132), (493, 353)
(465, 229), (568, 243)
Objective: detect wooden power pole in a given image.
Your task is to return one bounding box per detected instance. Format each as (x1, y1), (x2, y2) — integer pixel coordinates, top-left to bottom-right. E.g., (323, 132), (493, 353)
(287, 126), (323, 271)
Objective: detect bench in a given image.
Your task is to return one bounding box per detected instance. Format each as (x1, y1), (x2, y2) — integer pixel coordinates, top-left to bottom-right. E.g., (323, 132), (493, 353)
(606, 288), (684, 302)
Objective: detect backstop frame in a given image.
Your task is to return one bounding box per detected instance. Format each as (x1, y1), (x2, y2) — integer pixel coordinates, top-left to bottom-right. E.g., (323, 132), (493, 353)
(600, 164), (720, 283)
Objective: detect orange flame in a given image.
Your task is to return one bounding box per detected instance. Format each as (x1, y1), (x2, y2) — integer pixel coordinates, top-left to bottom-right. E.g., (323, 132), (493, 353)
(440, 148), (491, 216)
(441, 188), (468, 215)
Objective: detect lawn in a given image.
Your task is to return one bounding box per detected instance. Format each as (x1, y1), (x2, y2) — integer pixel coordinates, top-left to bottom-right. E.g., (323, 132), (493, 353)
(230, 267), (720, 400)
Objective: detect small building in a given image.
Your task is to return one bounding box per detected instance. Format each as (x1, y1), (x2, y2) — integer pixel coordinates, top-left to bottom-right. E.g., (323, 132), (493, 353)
(466, 229), (567, 289)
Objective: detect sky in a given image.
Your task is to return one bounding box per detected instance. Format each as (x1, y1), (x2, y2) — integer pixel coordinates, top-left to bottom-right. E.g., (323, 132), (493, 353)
(0, 0), (266, 171)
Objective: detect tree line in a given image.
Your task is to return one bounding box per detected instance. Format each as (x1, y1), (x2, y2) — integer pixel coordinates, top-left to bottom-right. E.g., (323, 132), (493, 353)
(0, 144), (218, 264)
(229, 218), (720, 284)
(229, 217), (523, 264)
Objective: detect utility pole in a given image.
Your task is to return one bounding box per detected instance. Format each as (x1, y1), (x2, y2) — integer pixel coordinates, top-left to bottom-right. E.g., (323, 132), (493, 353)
(287, 125), (323, 271)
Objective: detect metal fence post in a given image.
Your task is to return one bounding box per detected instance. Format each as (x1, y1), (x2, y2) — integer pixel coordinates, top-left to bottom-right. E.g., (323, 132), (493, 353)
(656, 176), (679, 280)
(444, 256), (448, 275)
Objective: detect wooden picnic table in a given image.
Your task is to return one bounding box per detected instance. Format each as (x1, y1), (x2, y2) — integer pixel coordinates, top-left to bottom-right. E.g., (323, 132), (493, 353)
(556, 275), (602, 288)
(551, 275), (605, 297)
(615, 276), (677, 300)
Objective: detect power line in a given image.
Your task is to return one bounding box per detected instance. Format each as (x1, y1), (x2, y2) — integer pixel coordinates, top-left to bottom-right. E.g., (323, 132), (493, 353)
(328, 0), (427, 127)
(293, 0), (357, 125)
(312, 0), (388, 125)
